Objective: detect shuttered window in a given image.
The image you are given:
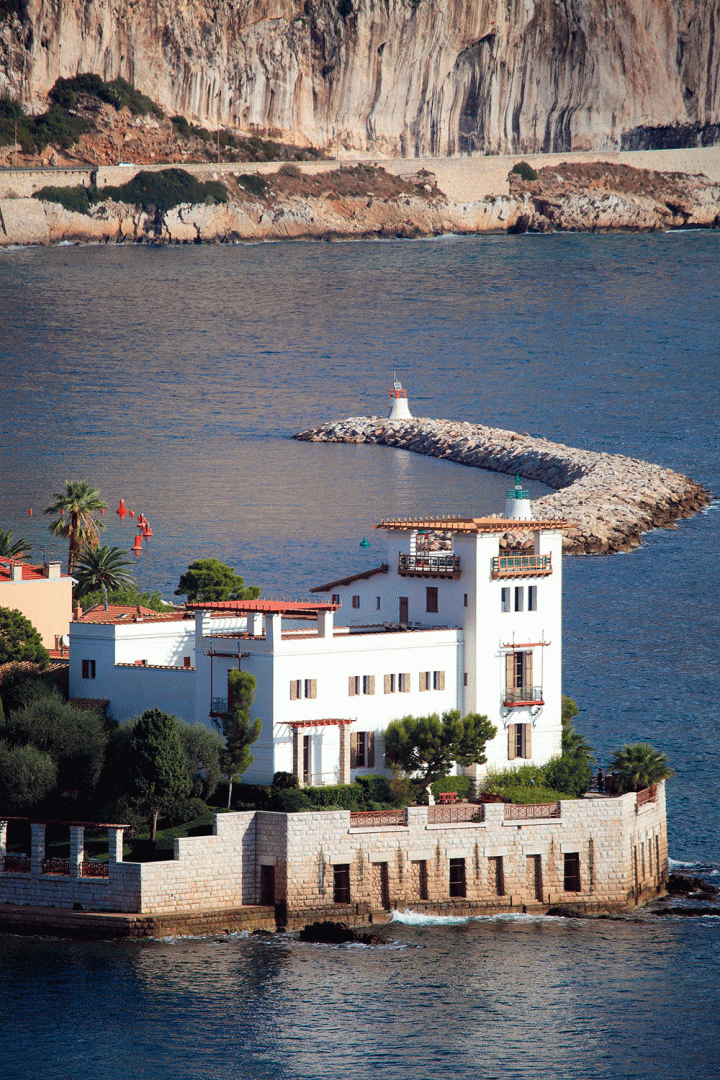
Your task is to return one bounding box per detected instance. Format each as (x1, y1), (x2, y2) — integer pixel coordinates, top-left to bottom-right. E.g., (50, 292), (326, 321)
(305, 678), (317, 699)
(508, 723), (531, 760)
(348, 675), (359, 696)
(501, 587), (510, 612)
(419, 671), (429, 691)
(515, 586), (524, 611)
(399, 673), (410, 692)
(290, 679), (300, 700)
(363, 674), (375, 695)
(528, 585), (538, 611)
(292, 678), (317, 700)
(384, 673), (395, 694)
(433, 670), (445, 690)
(352, 595), (360, 609)
(351, 731), (376, 769)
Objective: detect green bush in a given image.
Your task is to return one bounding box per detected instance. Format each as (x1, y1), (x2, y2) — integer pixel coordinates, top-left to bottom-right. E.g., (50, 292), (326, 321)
(169, 796), (209, 825)
(484, 763), (548, 793)
(272, 788), (313, 812)
(278, 162), (302, 179)
(98, 169), (229, 213)
(33, 185), (91, 215)
(355, 774), (392, 805)
(271, 771), (299, 790)
(511, 160), (538, 182)
(430, 775), (472, 799)
(498, 785), (568, 804)
(303, 783), (364, 810)
(544, 753), (592, 798)
(237, 173), (270, 197)
(50, 75), (162, 117)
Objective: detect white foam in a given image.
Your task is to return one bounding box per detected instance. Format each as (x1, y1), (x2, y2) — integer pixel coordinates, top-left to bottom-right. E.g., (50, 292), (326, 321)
(390, 908), (567, 926)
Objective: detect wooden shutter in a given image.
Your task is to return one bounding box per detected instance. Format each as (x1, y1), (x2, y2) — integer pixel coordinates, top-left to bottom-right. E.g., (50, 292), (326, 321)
(308, 678), (317, 699)
(525, 651), (533, 691)
(384, 673), (392, 694)
(402, 673), (410, 692)
(367, 731), (375, 768)
(368, 675), (375, 696)
(350, 732), (358, 769)
(349, 675), (357, 696)
(437, 670), (445, 691)
(419, 671), (428, 691)
(290, 680), (298, 701)
(508, 724), (517, 760)
(525, 723), (531, 759)
(505, 653), (514, 694)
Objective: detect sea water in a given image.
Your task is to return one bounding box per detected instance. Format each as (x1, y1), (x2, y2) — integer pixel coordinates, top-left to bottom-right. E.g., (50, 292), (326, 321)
(0, 232), (718, 1079)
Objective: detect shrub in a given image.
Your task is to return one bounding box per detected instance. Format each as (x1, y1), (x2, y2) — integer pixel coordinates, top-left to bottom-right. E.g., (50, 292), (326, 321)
(271, 771), (299, 790)
(50, 74), (162, 117)
(498, 785), (568, 804)
(237, 173), (270, 197)
(355, 774), (392, 805)
(0, 666), (59, 715)
(278, 162), (302, 179)
(303, 783), (364, 810)
(33, 185), (91, 215)
(272, 788), (312, 812)
(97, 169), (229, 213)
(430, 774), (472, 800)
(511, 160), (538, 182)
(169, 796), (209, 825)
(544, 752), (592, 798)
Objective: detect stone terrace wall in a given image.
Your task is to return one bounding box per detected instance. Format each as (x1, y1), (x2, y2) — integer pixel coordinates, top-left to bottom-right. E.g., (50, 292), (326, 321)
(295, 418), (711, 554)
(281, 785), (667, 918)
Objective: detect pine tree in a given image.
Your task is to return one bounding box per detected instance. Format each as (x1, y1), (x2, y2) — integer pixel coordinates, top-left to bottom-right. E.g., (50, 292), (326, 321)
(129, 709), (190, 840)
(214, 670), (262, 808)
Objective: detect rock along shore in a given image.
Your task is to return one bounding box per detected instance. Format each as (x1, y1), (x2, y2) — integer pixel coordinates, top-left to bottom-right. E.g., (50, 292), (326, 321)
(294, 417), (712, 554)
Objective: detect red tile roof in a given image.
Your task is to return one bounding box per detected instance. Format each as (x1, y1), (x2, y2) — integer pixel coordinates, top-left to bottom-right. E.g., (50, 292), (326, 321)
(188, 599), (340, 614)
(0, 560), (70, 582)
(75, 604), (188, 625)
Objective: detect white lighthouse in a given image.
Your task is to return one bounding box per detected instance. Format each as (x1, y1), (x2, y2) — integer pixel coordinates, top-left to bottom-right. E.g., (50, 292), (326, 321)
(387, 378), (413, 421)
(504, 472), (533, 520)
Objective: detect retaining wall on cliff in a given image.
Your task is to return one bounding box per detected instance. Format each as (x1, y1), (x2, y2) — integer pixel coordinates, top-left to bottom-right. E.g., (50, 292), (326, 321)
(294, 417), (711, 554)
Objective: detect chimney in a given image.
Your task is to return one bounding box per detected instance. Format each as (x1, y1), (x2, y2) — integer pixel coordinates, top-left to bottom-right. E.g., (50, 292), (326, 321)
(11, 563), (23, 582)
(43, 562), (62, 579)
(74, 605), (83, 621)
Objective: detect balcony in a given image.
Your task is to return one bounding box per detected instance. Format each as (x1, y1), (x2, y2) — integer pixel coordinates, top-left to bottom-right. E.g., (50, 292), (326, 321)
(503, 685), (544, 707)
(504, 802), (560, 821)
(350, 809), (407, 828)
(427, 804), (484, 824)
(398, 554), (461, 578)
(3, 855), (31, 873)
(492, 553), (552, 579)
(210, 697), (228, 716)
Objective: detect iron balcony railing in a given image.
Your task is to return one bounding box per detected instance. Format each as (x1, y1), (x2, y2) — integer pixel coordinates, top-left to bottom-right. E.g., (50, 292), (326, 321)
(492, 553), (552, 578)
(504, 802), (560, 821)
(427, 804), (485, 824)
(81, 860), (109, 878)
(398, 554), (461, 577)
(350, 809), (407, 828)
(210, 697), (228, 715)
(3, 855), (31, 873)
(503, 685), (544, 706)
(42, 858), (70, 875)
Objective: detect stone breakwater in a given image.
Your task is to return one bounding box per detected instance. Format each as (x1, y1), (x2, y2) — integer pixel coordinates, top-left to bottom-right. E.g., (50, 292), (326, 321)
(294, 417), (712, 554)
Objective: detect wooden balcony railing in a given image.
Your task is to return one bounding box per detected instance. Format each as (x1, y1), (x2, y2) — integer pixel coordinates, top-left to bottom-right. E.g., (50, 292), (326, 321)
(428, 804), (484, 824)
(492, 553), (552, 579)
(398, 554), (461, 578)
(42, 858), (70, 875)
(504, 802), (560, 821)
(81, 860), (109, 878)
(503, 686), (544, 707)
(349, 809), (407, 828)
(3, 855), (31, 873)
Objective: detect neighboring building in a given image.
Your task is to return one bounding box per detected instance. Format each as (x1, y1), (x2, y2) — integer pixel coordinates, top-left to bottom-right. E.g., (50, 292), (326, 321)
(0, 559), (73, 649)
(69, 483), (572, 789)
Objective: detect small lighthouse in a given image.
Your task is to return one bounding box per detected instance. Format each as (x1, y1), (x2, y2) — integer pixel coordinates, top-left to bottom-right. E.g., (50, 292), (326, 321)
(505, 472), (533, 520)
(387, 377), (413, 421)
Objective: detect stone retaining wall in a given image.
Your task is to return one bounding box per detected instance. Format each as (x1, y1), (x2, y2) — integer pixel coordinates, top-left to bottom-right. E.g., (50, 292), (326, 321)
(294, 417), (711, 554)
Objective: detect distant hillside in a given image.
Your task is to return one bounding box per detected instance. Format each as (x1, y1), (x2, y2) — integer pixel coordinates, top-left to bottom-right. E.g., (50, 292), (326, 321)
(1, 0), (719, 157)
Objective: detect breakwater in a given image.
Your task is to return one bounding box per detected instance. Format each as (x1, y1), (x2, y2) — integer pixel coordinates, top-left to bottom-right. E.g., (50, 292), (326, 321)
(294, 417), (712, 554)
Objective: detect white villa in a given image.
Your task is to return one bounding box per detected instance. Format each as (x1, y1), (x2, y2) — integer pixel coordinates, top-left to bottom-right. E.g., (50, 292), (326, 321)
(69, 478), (572, 790)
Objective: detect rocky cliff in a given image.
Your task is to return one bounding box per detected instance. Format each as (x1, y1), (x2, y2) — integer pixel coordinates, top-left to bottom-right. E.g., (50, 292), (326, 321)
(1, 0), (720, 157)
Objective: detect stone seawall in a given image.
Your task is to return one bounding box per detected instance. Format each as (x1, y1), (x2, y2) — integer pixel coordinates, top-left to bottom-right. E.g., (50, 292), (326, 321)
(294, 417), (712, 554)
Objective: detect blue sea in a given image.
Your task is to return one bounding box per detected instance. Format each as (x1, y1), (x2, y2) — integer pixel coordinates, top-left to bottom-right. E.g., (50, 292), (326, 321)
(0, 232), (719, 1079)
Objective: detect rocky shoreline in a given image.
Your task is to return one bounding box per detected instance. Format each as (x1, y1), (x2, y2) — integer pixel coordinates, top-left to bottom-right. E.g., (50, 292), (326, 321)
(294, 417), (712, 554)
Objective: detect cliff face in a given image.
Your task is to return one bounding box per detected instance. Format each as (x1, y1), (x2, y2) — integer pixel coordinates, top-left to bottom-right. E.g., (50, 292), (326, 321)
(1, 0), (719, 156)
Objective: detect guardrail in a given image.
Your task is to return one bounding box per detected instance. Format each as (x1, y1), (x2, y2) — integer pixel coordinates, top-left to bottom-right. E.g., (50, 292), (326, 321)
(81, 860), (109, 878)
(503, 686), (544, 706)
(2, 855), (31, 873)
(398, 554), (461, 577)
(428, 804), (484, 824)
(636, 785), (658, 809)
(492, 553), (552, 578)
(42, 858), (70, 875)
(349, 810), (407, 828)
(504, 802), (560, 820)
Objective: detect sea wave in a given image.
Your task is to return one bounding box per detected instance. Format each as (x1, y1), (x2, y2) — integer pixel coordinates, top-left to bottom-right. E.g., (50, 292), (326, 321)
(390, 908), (567, 926)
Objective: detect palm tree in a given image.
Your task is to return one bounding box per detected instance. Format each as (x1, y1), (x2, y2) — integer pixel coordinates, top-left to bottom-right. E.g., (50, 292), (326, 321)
(0, 529), (30, 559)
(44, 481), (107, 574)
(74, 546), (135, 605)
(609, 743), (673, 793)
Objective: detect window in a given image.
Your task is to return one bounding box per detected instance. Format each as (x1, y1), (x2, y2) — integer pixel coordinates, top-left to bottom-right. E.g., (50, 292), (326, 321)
(331, 593), (340, 604)
(291, 679), (316, 700)
(528, 585), (537, 611)
(412, 859), (428, 901)
(564, 852), (581, 892)
(348, 675), (360, 696)
(464, 593), (468, 608)
(501, 587), (510, 613)
(515, 586), (524, 612)
(375, 596), (381, 610)
(333, 864), (351, 904)
(449, 858), (466, 898)
(362, 674), (375, 695)
(81, 659), (96, 680)
(505, 651), (535, 703)
(527, 854), (543, 901)
(183, 656), (191, 668)
(384, 673), (396, 694)
(351, 731), (375, 768)
(352, 595), (360, 609)
(433, 670), (445, 691)
(419, 671), (430, 691)
(399, 673), (410, 693)
(489, 856), (505, 896)
(463, 672), (468, 687)
(399, 596), (409, 623)
(508, 723), (531, 760)
(426, 586), (438, 613)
